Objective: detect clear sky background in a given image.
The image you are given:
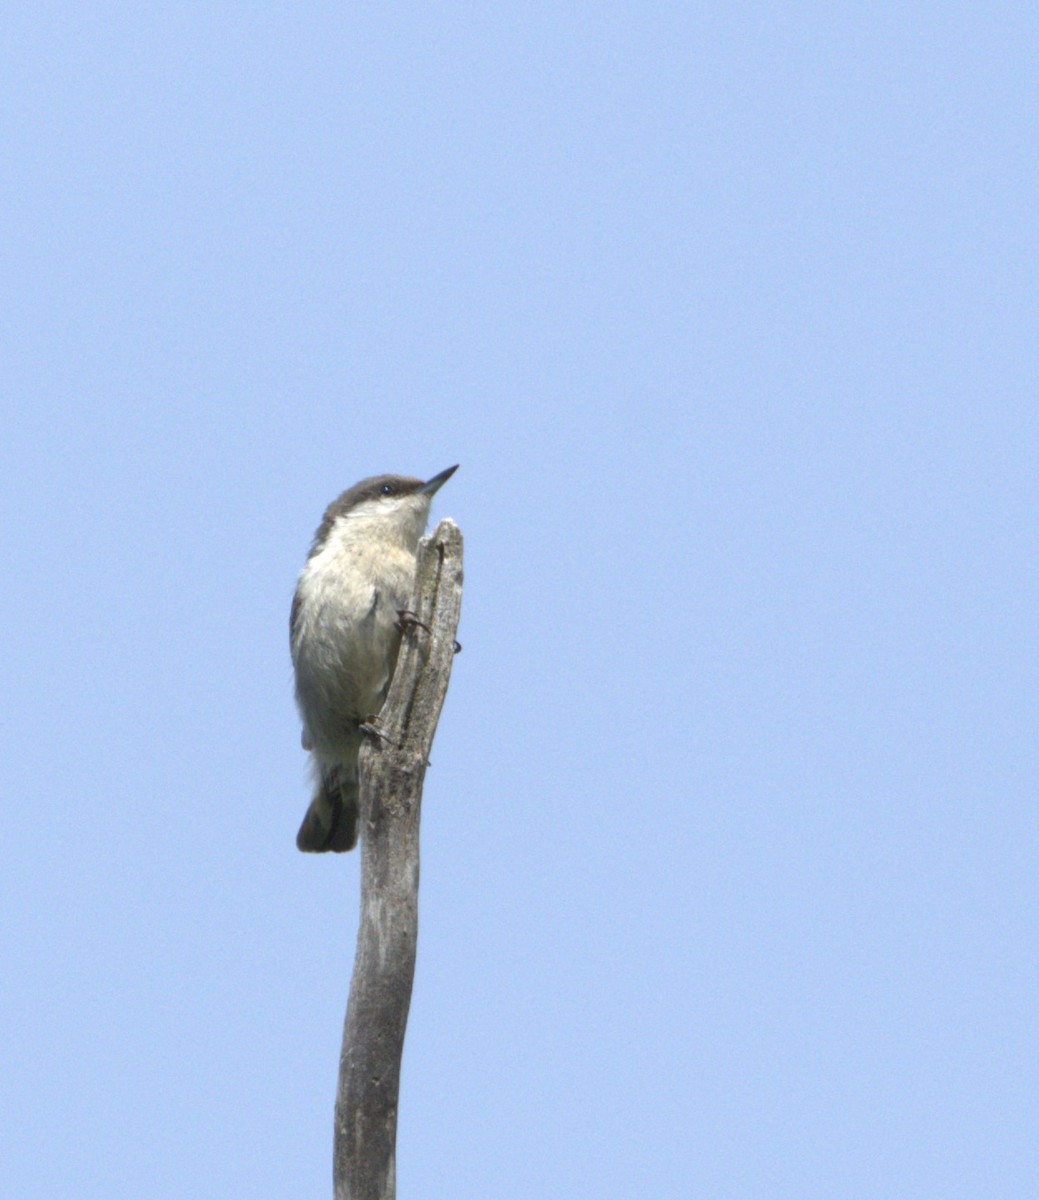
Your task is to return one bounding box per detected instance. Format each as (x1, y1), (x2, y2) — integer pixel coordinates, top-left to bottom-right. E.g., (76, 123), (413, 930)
(2, 5), (1036, 1197)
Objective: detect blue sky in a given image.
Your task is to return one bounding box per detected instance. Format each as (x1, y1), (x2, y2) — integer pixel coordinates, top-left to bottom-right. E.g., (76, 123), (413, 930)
(2, 5), (1036, 1197)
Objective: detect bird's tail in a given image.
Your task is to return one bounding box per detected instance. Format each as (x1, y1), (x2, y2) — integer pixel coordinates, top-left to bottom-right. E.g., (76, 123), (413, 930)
(296, 768), (359, 853)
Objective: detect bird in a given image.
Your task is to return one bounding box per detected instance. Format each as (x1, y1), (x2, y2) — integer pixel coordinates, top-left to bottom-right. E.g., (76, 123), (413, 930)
(289, 465), (458, 852)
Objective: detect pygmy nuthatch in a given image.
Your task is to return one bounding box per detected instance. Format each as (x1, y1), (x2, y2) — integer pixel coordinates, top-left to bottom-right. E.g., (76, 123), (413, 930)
(290, 465), (458, 851)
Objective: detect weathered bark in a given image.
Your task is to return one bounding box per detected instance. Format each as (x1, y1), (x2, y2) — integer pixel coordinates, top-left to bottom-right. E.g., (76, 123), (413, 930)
(333, 519), (464, 1200)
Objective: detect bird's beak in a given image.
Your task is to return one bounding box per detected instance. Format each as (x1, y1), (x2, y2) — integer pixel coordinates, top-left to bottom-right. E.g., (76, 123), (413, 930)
(419, 464), (459, 496)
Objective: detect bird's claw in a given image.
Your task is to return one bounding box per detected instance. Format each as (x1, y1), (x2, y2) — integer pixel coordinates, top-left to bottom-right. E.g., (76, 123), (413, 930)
(359, 717), (398, 748)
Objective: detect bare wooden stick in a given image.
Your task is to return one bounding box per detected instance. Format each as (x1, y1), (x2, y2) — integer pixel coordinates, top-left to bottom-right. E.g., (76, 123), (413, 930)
(333, 518), (464, 1200)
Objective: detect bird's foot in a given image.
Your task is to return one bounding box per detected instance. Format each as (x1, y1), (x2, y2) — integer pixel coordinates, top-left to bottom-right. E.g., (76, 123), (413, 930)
(396, 609), (430, 635)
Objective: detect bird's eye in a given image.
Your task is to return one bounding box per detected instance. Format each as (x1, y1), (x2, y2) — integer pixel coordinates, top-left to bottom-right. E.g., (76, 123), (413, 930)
(380, 483), (395, 496)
